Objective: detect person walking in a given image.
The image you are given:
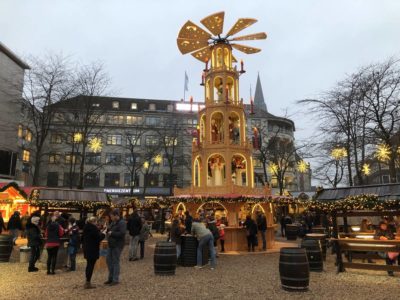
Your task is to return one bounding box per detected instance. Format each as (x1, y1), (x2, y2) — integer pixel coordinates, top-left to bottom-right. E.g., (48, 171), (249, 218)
(26, 216), (42, 272)
(82, 216), (105, 289)
(7, 211), (22, 245)
(0, 211), (6, 234)
(257, 212), (267, 251)
(66, 217), (80, 271)
(45, 213), (64, 275)
(191, 216), (216, 270)
(244, 215), (258, 252)
(127, 210), (142, 261)
(138, 217), (151, 259)
(105, 209), (126, 286)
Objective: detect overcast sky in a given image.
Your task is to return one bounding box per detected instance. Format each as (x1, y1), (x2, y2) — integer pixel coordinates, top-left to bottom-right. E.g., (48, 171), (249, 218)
(1, 0), (400, 143)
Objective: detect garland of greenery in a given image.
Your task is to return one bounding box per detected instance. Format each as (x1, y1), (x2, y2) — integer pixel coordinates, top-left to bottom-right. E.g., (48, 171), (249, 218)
(304, 194), (400, 213)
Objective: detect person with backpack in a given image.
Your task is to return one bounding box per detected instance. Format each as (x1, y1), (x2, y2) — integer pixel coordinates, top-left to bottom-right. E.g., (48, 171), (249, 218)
(138, 217), (151, 259)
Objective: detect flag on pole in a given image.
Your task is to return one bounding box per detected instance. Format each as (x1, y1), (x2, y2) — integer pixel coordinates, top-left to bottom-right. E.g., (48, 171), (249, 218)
(184, 71), (189, 92)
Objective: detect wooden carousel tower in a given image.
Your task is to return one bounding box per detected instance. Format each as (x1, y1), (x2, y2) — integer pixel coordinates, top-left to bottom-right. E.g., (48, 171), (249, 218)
(176, 11), (269, 197)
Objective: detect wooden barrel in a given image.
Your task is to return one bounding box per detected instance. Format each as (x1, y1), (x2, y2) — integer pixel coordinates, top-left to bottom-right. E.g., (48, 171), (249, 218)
(305, 233), (327, 261)
(301, 239), (323, 272)
(154, 241), (176, 276)
(181, 235), (197, 267)
(311, 226), (326, 235)
(286, 224), (299, 240)
(0, 235), (13, 262)
(279, 247), (310, 291)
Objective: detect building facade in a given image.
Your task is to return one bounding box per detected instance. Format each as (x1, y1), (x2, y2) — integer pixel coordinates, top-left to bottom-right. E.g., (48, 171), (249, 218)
(36, 76), (310, 197)
(0, 42), (31, 186)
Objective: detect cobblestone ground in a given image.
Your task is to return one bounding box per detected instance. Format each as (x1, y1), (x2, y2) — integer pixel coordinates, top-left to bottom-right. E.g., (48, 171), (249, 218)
(0, 236), (398, 300)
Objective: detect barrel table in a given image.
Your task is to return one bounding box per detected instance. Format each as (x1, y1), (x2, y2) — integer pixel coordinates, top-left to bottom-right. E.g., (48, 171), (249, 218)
(154, 241), (177, 276)
(0, 235), (13, 262)
(286, 224), (299, 240)
(279, 247), (310, 291)
(301, 239), (323, 272)
(305, 233), (327, 261)
(180, 235), (209, 267)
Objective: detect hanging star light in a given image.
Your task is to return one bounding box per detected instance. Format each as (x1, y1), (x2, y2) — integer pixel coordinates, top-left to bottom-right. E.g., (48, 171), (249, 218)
(73, 133), (83, 143)
(89, 137), (102, 153)
(375, 144), (391, 162)
(331, 147), (347, 160)
(362, 163), (371, 176)
(297, 160), (308, 173)
(143, 161), (149, 169)
(269, 163), (278, 174)
(154, 154), (162, 164)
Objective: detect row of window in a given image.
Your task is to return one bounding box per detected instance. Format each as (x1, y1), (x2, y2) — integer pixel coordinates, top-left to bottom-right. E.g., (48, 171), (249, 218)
(48, 152), (180, 166)
(110, 101), (174, 112)
(47, 172), (177, 188)
(51, 133), (177, 147)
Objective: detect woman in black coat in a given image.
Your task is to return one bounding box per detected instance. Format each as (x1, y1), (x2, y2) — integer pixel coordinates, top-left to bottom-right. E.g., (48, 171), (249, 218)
(82, 217), (105, 289)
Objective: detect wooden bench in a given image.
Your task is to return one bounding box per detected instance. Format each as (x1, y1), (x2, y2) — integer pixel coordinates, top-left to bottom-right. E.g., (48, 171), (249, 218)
(333, 238), (400, 272)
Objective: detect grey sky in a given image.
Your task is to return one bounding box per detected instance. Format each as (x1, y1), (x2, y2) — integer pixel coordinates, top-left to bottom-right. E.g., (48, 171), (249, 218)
(1, 0), (400, 142)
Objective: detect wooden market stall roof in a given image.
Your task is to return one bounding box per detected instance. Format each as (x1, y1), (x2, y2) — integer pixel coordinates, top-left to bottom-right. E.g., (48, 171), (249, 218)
(314, 183), (400, 202)
(29, 187), (110, 209)
(0, 182), (33, 200)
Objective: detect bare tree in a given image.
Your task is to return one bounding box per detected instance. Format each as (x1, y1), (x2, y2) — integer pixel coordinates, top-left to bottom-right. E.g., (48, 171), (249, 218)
(23, 54), (74, 185)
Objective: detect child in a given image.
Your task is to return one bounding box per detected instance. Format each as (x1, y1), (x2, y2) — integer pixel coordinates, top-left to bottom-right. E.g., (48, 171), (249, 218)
(219, 224), (225, 252)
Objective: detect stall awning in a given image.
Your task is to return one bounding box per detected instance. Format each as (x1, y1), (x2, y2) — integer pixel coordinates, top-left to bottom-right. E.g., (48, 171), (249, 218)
(29, 187), (110, 209)
(314, 183), (400, 201)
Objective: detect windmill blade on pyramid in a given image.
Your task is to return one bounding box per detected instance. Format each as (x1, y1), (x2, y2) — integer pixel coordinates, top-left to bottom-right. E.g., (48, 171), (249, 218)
(191, 46), (212, 62)
(232, 32), (267, 41)
(231, 43), (261, 54)
(177, 38), (209, 54)
(225, 18), (257, 37)
(200, 11), (225, 36)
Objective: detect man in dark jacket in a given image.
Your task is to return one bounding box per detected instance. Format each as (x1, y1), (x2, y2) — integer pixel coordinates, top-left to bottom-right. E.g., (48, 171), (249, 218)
(82, 216), (105, 289)
(184, 210), (193, 233)
(7, 211), (22, 245)
(0, 211), (6, 234)
(27, 216), (42, 272)
(105, 209), (126, 286)
(127, 210), (142, 261)
(257, 212), (267, 251)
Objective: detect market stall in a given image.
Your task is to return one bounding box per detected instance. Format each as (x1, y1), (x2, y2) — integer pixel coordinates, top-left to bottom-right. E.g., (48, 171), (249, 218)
(0, 182), (32, 222)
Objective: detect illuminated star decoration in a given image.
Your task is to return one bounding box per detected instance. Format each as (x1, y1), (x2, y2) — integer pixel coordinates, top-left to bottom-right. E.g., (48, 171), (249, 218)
(73, 133), (83, 143)
(297, 160), (308, 173)
(331, 147), (347, 160)
(143, 161), (149, 169)
(362, 163), (371, 176)
(154, 154), (162, 164)
(88, 137), (102, 153)
(269, 163), (278, 174)
(375, 144), (391, 162)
